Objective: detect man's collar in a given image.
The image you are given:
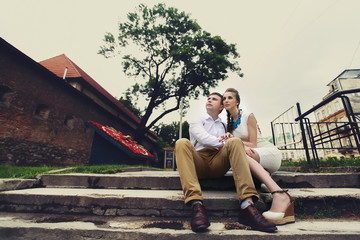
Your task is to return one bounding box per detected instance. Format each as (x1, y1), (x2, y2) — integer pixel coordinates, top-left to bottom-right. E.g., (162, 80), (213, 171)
(205, 113), (221, 122)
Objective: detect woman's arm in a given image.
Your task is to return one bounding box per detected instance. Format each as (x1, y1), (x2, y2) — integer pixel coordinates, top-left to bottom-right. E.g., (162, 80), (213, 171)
(243, 113), (258, 148)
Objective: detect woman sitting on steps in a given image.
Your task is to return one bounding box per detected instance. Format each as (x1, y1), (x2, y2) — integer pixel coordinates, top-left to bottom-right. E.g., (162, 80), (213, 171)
(221, 87), (295, 225)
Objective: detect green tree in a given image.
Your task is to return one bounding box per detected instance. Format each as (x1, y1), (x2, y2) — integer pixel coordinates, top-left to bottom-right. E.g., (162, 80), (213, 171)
(118, 96), (142, 119)
(99, 3), (242, 142)
(153, 121), (190, 147)
(181, 121), (190, 140)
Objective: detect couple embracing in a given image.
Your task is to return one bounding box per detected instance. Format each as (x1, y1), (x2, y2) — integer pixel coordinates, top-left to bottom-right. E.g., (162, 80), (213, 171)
(175, 88), (295, 233)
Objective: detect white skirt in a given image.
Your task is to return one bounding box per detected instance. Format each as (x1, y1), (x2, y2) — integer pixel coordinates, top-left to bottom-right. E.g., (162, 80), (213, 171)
(254, 147), (282, 174)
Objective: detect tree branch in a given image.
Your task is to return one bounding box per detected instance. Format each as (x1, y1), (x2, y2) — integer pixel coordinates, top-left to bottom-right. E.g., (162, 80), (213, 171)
(148, 56), (153, 80)
(154, 93), (177, 106)
(160, 58), (174, 82)
(127, 57), (150, 77)
(146, 104), (180, 130)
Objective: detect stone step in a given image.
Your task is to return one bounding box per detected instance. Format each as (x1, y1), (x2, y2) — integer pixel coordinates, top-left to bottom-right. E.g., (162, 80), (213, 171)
(38, 170), (360, 190)
(0, 178), (38, 191)
(0, 187), (359, 218)
(0, 212), (359, 240)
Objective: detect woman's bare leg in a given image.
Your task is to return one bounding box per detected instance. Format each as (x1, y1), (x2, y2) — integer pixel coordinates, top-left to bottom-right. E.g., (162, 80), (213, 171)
(247, 156), (290, 212)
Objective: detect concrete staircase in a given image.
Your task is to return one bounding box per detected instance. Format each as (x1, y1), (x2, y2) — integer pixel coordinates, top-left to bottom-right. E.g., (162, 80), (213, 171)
(0, 170), (359, 239)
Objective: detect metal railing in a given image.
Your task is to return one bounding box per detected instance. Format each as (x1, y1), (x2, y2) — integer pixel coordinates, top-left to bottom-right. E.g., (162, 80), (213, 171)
(271, 88), (360, 166)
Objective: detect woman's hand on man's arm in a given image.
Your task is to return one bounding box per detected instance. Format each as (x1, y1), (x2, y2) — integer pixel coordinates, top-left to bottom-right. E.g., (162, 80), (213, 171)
(219, 132), (233, 143)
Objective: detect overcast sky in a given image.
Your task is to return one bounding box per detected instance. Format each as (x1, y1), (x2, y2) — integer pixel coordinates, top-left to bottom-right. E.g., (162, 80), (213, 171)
(1, 0), (360, 137)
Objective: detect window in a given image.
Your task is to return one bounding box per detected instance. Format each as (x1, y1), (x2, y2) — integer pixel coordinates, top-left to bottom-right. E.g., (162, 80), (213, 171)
(327, 106), (332, 114)
(0, 85), (13, 107)
(34, 104), (51, 120)
(64, 115), (75, 129)
(317, 112), (321, 120)
(321, 109), (326, 118)
(320, 125), (325, 133)
(330, 83), (337, 91)
(346, 137), (352, 146)
(335, 101), (342, 111)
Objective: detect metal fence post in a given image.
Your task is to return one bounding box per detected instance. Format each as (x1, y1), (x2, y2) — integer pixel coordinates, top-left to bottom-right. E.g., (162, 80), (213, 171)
(296, 102), (311, 164)
(341, 96), (360, 154)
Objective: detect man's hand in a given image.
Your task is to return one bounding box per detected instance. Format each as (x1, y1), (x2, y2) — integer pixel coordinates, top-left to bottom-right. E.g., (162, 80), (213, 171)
(219, 132), (233, 143)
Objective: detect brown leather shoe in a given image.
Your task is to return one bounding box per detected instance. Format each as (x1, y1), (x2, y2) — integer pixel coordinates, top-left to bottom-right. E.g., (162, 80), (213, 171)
(191, 203), (210, 232)
(238, 205), (277, 232)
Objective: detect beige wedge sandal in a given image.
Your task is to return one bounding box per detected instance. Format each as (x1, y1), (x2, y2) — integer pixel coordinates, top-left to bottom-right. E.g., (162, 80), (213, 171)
(262, 190), (295, 225)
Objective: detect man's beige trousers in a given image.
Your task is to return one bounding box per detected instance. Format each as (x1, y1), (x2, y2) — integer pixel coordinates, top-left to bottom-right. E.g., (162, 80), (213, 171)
(175, 138), (259, 204)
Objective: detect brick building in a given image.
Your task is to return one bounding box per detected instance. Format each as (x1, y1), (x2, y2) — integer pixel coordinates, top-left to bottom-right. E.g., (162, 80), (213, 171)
(0, 37), (157, 166)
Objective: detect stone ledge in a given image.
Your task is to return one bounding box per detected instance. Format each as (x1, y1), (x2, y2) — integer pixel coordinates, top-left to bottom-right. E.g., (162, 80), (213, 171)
(38, 171), (360, 189)
(0, 179), (38, 191)
(0, 188), (359, 218)
(0, 212), (359, 240)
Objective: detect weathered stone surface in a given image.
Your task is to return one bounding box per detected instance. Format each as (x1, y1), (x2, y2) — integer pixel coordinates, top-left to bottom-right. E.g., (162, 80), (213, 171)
(38, 170), (360, 190)
(0, 212), (359, 240)
(160, 209), (189, 217)
(0, 179), (38, 191)
(117, 209), (146, 216)
(40, 173), (183, 190)
(0, 187), (359, 218)
(104, 208), (117, 216)
(0, 138), (88, 166)
(144, 209), (161, 217)
(92, 206), (105, 216)
(272, 171), (360, 188)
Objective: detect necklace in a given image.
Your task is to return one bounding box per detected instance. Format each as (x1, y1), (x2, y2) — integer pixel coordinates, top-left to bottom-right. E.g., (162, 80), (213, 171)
(232, 114), (242, 130)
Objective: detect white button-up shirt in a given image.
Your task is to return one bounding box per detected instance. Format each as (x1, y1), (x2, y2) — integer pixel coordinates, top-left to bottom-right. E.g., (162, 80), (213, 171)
(190, 113), (227, 151)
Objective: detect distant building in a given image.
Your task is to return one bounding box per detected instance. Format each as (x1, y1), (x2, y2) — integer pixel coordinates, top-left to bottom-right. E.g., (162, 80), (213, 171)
(313, 69), (360, 158)
(0, 37), (157, 166)
(271, 132), (306, 161)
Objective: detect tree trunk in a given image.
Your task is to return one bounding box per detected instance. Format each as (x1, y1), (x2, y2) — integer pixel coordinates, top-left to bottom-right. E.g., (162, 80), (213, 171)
(134, 100), (155, 143)
(134, 124), (146, 143)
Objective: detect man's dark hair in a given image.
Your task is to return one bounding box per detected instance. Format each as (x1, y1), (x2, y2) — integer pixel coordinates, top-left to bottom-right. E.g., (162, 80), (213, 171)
(209, 92), (223, 104)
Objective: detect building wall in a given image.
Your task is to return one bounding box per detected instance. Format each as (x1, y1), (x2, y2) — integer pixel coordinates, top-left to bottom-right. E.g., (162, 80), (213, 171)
(274, 132), (307, 161)
(313, 75), (360, 159)
(314, 113), (354, 158)
(0, 42), (154, 166)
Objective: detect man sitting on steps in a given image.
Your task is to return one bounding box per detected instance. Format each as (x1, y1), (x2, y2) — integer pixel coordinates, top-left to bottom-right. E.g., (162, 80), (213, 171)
(175, 92), (277, 233)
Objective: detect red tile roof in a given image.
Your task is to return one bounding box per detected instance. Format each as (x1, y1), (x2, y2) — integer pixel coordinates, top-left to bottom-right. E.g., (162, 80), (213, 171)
(39, 54), (141, 125)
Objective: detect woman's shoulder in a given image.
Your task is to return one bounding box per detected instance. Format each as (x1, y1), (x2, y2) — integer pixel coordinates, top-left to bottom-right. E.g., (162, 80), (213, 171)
(240, 110), (252, 121)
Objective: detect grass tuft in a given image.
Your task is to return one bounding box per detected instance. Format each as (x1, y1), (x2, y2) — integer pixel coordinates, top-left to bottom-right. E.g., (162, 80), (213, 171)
(0, 165), (62, 179)
(0, 164), (161, 179)
(282, 157), (360, 167)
